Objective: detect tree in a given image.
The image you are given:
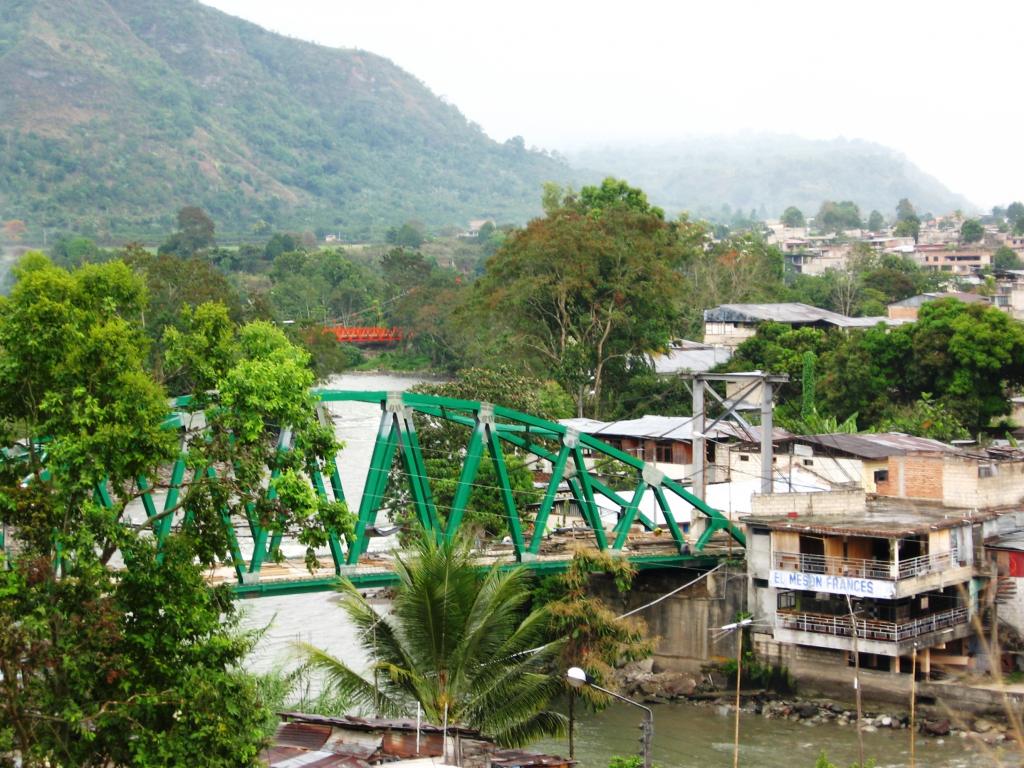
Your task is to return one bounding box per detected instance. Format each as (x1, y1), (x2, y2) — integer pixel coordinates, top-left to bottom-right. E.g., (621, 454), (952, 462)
(1007, 202), (1024, 231)
(892, 198), (922, 243)
(893, 216), (921, 243)
(385, 221), (426, 249)
(780, 206), (805, 228)
(814, 200), (862, 231)
(893, 299), (1024, 432)
(477, 180), (700, 416)
(867, 210), (885, 232)
(0, 256), (312, 766)
(159, 207), (216, 257)
(302, 535), (566, 747)
(993, 246), (1024, 271)
(960, 219), (984, 244)
(541, 550), (650, 758)
(896, 198), (917, 222)
(2, 219), (26, 241)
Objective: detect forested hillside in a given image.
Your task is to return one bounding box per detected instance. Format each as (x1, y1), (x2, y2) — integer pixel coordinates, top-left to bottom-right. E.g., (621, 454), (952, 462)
(0, 0), (572, 240)
(569, 135), (972, 221)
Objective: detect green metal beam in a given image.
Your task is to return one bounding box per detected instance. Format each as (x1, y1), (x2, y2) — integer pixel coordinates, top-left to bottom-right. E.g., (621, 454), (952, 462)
(232, 552), (726, 597)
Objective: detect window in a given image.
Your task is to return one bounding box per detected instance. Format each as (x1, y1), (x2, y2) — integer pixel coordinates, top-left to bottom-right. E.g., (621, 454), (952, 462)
(739, 454), (750, 462)
(979, 464), (997, 478)
(873, 469), (889, 483)
(655, 441), (674, 463)
(753, 578), (769, 588)
(778, 591), (796, 609)
(803, 459), (814, 466)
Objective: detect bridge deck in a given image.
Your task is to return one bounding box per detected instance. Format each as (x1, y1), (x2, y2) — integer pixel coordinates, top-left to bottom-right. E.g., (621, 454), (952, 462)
(211, 532), (740, 597)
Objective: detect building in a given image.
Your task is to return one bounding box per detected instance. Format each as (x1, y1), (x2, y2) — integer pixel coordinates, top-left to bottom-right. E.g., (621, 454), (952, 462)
(886, 291), (989, 321)
(560, 415), (696, 478)
(702, 303), (891, 348)
(913, 244), (991, 275)
(993, 269), (1024, 320)
(719, 432), (1024, 507)
(744, 495), (983, 677)
(263, 712), (574, 768)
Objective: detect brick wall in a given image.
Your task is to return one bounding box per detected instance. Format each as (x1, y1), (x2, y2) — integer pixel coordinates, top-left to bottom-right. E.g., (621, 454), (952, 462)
(749, 488), (866, 517)
(902, 455), (944, 500)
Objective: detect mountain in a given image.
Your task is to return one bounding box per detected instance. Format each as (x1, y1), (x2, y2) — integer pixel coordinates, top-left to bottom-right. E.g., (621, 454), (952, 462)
(0, 0), (573, 241)
(567, 135), (973, 222)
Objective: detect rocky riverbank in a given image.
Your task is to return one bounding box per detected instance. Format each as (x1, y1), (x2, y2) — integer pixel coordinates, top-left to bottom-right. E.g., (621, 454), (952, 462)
(614, 660), (1020, 747)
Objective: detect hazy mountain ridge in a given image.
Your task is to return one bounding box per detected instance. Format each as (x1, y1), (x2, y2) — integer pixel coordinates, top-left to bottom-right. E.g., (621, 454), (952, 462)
(0, 0), (573, 239)
(568, 136), (973, 221)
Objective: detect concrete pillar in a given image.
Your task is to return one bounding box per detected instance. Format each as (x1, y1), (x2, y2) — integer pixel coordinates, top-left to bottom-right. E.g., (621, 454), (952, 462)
(760, 379), (773, 495)
(692, 377), (705, 501)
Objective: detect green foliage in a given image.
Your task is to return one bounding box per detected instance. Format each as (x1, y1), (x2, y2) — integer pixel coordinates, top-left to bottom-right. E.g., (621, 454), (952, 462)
(158, 206), (216, 257)
(0, 2), (570, 239)
(814, 200), (862, 231)
(0, 255), (355, 765)
(876, 393), (969, 442)
(301, 535), (567, 746)
(726, 299), (1024, 434)
(608, 756), (644, 768)
(542, 549), (651, 703)
(801, 351), (816, 420)
(0, 540), (270, 767)
(960, 218), (984, 244)
(993, 246), (1023, 270)
(781, 206), (805, 227)
(385, 221), (426, 248)
(866, 210), (885, 231)
(813, 751), (875, 768)
(477, 182), (703, 416)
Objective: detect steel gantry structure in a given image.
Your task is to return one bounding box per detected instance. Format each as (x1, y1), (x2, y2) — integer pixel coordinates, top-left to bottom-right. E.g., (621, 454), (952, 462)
(6, 390), (745, 594)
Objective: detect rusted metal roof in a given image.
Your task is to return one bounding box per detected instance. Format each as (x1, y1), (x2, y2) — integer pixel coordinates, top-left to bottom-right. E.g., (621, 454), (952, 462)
(277, 711), (481, 738)
(490, 749), (577, 767)
(274, 721), (331, 750)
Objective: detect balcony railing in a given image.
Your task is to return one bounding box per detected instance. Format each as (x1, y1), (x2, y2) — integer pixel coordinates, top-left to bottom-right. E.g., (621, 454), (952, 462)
(773, 550), (959, 581)
(776, 606), (968, 643)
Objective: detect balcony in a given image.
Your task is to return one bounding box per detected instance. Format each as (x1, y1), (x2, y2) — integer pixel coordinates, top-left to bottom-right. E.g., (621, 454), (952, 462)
(776, 605), (969, 649)
(773, 550), (959, 581)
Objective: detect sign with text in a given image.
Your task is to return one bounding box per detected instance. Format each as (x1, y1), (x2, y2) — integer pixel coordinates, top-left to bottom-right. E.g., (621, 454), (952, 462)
(769, 569), (895, 599)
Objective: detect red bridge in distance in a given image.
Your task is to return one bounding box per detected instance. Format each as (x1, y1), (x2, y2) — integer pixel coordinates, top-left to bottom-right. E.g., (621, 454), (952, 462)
(325, 325), (404, 345)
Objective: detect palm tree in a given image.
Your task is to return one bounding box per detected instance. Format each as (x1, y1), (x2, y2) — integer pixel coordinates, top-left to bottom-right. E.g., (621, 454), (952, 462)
(300, 535), (566, 747)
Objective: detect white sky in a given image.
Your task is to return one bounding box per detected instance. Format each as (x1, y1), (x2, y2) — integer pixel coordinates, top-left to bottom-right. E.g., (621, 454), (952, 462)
(202, 0), (1023, 209)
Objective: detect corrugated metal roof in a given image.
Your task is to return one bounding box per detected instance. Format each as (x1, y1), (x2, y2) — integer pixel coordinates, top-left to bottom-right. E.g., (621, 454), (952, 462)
(703, 302), (894, 329)
(651, 345), (732, 374)
(987, 532), (1024, 552)
(560, 415), (696, 442)
(798, 432), (958, 459)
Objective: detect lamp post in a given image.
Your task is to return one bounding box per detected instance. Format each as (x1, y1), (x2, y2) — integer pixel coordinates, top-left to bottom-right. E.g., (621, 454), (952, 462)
(566, 667), (653, 768)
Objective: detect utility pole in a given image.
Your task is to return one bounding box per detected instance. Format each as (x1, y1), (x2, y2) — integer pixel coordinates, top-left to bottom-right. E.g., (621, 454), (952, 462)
(846, 594), (865, 767)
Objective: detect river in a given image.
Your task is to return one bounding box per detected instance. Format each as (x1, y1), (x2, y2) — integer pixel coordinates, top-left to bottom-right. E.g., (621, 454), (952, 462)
(238, 371), (986, 767)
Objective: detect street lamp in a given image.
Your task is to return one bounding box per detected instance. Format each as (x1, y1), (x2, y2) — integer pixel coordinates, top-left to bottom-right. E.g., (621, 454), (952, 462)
(566, 667), (652, 768)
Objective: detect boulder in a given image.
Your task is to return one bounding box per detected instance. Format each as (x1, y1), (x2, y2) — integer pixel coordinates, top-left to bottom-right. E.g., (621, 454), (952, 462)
(922, 719), (951, 737)
(797, 702), (819, 719)
(973, 718), (995, 734)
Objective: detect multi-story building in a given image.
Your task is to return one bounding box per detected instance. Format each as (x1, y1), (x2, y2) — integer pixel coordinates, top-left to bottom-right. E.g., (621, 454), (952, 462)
(914, 244), (991, 275)
(744, 495), (982, 676)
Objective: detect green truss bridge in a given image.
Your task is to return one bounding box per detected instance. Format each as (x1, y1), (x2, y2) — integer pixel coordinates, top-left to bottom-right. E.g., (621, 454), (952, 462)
(17, 390), (746, 596)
